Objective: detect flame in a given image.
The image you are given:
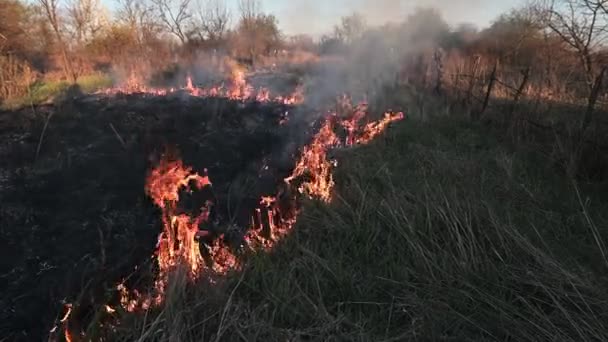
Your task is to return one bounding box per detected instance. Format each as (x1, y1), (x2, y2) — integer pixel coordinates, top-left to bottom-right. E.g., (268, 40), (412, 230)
(285, 118), (340, 202)
(356, 112), (404, 144)
(145, 158), (217, 298)
(341, 102), (368, 146)
(186, 74), (194, 91)
(49, 303), (73, 342)
(81, 97), (403, 332)
(98, 73), (304, 105)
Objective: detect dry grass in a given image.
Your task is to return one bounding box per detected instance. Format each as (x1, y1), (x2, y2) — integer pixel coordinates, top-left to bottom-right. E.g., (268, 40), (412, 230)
(107, 112), (608, 341)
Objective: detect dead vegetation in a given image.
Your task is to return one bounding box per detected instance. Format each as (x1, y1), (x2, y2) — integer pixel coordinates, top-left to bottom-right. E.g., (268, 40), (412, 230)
(1, 0), (608, 341)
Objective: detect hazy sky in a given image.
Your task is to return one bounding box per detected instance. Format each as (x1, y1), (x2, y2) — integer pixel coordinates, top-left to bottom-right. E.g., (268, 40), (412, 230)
(105, 0), (527, 35)
(258, 0), (527, 34)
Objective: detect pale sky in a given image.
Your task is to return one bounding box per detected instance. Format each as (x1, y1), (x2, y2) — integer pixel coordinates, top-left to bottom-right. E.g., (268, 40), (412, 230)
(104, 0), (527, 36)
(257, 0), (527, 34)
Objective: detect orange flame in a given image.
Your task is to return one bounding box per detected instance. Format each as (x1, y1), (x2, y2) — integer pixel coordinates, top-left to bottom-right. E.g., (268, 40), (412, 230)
(110, 98), (402, 316)
(285, 118), (340, 202)
(98, 73), (304, 105)
(145, 158), (218, 295)
(356, 112), (404, 144)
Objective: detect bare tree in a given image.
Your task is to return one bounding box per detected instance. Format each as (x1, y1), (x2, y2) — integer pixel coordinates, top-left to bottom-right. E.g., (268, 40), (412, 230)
(117, 0), (159, 42)
(541, 0), (607, 86)
(38, 0), (78, 82)
(232, 0), (280, 64)
(194, 0), (230, 41)
(67, 0), (103, 44)
(536, 0), (608, 175)
(151, 0), (193, 44)
(334, 12), (367, 44)
(238, 0), (260, 21)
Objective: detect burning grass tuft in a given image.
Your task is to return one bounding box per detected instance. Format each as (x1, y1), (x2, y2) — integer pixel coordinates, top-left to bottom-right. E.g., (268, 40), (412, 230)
(110, 116), (608, 341)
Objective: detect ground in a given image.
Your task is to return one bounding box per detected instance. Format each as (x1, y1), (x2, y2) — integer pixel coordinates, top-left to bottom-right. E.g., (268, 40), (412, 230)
(107, 113), (608, 341)
(2, 85), (608, 341)
(0, 91), (312, 340)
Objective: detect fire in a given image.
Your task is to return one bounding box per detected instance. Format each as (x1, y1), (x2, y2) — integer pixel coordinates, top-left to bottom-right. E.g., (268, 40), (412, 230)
(356, 111), (404, 144)
(186, 74), (194, 91)
(49, 303), (73, 342)
(285, 118), (340, 202)
(139, 101), (403, 291)
(53, 95), (403, 341)
(98, 73), (304, 105)
(341, 102), (368, 146)
(144, 158), (218, 298)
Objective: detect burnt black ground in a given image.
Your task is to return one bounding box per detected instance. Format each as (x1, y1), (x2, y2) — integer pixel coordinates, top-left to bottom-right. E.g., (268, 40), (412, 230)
(0, 91), (314, 341)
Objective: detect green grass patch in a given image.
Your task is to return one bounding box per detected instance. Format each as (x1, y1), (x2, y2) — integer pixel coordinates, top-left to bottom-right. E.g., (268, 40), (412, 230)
(114, 116), (608, 341)
(1, 74), (113, 110)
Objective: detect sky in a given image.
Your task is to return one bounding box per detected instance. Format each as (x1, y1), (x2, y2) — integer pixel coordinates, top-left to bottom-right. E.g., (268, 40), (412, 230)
(105, 0), (527, 36)
(258, 0), (527, 35)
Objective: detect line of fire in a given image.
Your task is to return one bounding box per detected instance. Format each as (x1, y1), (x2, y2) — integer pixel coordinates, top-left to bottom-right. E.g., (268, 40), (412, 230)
(39, 71), (403, 341)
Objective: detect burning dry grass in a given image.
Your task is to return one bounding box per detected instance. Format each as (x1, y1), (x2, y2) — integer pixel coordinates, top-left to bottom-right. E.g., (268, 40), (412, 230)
(47, 97), (405, 341)
(111, 116), (608, 342)
(97, 69), (304, 106)
(121, 104), (403, 307)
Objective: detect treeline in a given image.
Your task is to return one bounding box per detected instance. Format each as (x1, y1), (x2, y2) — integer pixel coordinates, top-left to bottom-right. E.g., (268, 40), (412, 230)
(311, 1), (608, 178)
(2, 0), (608, 112)
(0, 0), (287, 99)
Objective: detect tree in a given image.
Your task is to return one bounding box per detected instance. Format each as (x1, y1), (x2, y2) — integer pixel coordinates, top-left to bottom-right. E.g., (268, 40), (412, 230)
(38, 0), (78, 82)
(0, 0), (30, 55)
(238, 0), (260, 22)
(334, 12), (366, 44)
(194, 0), (230, 42)
(540, 0), (607, 87)
(233, 1), (281, 65)
(151, 0), (194, 44)
(67, 0), (104, 44)
(536, 0), (608, 175)
(476, 8), (543, 64)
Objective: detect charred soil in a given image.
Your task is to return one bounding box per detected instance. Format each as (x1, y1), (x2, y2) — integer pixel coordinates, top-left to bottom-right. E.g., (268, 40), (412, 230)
(0, 92), (312, 340)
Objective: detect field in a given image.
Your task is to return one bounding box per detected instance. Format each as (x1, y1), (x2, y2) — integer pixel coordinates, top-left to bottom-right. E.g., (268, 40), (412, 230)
(0, 83), (312, 340)
(112, 103), (608, 341)
(1, 66), (607, 342)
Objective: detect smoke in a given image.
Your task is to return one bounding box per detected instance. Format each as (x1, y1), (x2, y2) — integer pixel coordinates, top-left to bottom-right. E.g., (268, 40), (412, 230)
(276, 0), (512, 35)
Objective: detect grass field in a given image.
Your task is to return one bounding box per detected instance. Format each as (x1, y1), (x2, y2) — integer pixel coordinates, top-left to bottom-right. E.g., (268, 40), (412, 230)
(0, 74), (112, 110)
(111, 110), (608, 341)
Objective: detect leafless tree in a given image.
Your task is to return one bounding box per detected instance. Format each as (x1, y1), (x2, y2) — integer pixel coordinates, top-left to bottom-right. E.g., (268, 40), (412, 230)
(151, 0), (193, 44)
(536, 0), (608, 175)
(38, 0), (78, 82)
(67, 0), (103, 43)
(238, 0), (260, 21)
(194, 0), (230, 41)
(540, 0), (607, 87)
(334, 12), (367, 44)
(117, 0), (159, 41)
